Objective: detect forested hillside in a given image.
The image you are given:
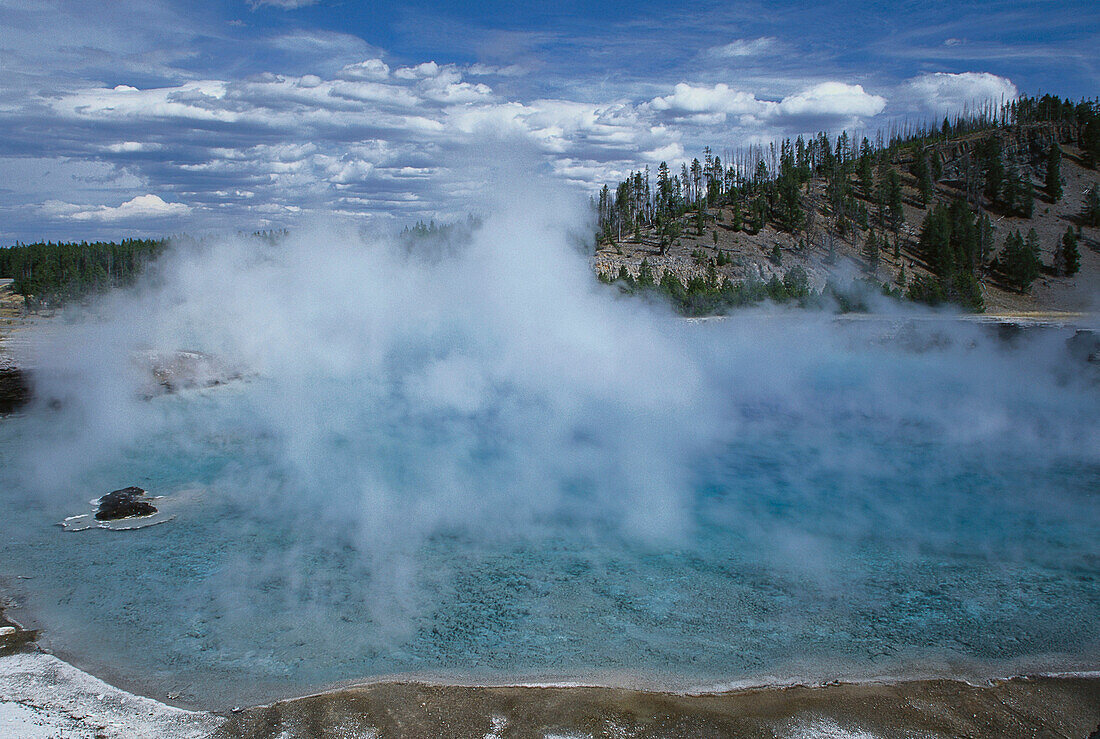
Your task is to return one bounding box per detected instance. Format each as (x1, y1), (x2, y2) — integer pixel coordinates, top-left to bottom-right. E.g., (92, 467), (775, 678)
(594, 94), (1100, 315)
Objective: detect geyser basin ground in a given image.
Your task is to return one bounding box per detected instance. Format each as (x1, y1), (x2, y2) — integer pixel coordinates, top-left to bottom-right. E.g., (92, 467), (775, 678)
(1, 317), (1097, 711)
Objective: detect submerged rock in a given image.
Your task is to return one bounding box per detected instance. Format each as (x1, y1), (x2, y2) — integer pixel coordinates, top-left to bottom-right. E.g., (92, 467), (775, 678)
(139, 349), (245, 398)
(95, 486), (158, 521)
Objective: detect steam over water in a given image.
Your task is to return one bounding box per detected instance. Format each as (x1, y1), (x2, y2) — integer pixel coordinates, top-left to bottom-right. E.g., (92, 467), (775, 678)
(0, 186), (1098, 708)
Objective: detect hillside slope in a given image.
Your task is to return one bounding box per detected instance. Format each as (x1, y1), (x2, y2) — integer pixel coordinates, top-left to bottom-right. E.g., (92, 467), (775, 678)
(595, 123), (1098, 316)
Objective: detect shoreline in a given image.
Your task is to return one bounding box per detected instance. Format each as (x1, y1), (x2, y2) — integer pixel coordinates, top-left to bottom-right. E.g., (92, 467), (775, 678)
(4, 572), (1100, 735)
(12, 580), (1100, 714)
(4, 591), (1100, 738)
(3, 634), (1099, 738)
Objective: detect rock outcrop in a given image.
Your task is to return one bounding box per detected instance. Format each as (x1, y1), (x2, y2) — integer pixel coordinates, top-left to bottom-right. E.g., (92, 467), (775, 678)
(0, 368), (31, 414)
(95, 487), (158, 520)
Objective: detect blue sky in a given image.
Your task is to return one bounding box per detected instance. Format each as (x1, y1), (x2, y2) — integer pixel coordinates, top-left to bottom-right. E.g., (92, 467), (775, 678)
(1, 0), (1097, 242)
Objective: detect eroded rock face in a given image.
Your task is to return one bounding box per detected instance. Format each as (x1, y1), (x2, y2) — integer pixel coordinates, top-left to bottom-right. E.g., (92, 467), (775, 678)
(95, 487), (158, 520)
(0, 368), (31, 414)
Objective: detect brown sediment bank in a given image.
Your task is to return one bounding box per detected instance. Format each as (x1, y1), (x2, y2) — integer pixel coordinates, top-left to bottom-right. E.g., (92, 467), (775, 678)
(214, 674), (1100, 738)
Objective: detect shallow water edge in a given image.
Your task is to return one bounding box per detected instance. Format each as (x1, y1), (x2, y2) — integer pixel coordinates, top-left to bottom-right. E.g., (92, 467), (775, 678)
(2, 639), (1099, 739)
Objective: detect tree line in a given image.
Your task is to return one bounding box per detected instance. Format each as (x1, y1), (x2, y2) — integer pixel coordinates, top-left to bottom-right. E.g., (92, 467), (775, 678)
(0, 238), (169, 307)
(0, 229), (293, 307)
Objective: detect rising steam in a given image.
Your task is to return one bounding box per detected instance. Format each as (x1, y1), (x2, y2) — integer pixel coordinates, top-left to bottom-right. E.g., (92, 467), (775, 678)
(8, 170), (1099, 658)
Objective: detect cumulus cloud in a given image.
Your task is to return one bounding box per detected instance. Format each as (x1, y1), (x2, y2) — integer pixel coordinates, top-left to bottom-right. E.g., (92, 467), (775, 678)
(903, 72), (1018, 116)
(394, 61), (442, 80)
(774, 82), (886, 120)
(0, 0), (1021, 242)
(42, 194), (192, 222)
(5, 67), (894, 238)
(651, 82), (763, 117)
(649, 81), (885, 131)
(338, 59), (390, 80)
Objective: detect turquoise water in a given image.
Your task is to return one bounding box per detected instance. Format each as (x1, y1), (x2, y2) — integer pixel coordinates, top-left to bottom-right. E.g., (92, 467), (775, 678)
(1, 319), (1098, 709)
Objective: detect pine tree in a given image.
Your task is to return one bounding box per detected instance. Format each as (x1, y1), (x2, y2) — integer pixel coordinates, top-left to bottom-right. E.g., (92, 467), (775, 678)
(862, 230), (880, 271)
(978, 137), (1005, 206)
(1002, 165), (1034, 217)
(1081, 185), (1100, 226)
(998, 229), (1041, 292)
(706, 258), (718, 288)
(769, 244), (782, 266)
(1045, 143), (1063, 201)
(656, 162), (673, 216)
(911, 148), (932, 206)
(776, 139), (804, 232)
(1055, 227), (1080, 276)
(886, 169), (905, 234)
(783, 266), (809, 299)
(1082, 118), (1100, 168)
(858, 138), (874, 196)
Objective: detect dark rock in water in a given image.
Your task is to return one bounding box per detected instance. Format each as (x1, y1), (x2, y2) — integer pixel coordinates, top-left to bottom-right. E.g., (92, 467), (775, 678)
(1066, 330), (1099, 365)
(95, 487), (158, 520)
(0, 368), (32, 414)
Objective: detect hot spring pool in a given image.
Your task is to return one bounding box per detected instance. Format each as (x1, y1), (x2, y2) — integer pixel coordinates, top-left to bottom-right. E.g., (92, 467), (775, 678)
(1, 312), (1097, 710)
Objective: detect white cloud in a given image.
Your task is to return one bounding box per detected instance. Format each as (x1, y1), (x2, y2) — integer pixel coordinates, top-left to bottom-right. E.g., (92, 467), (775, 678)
(12, 24), (1015, 240)
(20, 59), (905, 239)
(329, 80), (420, 106)
(642, 142), (685, 164)
(339, 59), (390, 80)
(104, 141), (158, 153)
(649, 81), (885, 129)
(394, 61), (441, 80)
(650, 83), (763, 117)
(44, 194), (192, 222)
(775, 82), (886, 119)
(904, 72), (1018, 115)
(706, 37), (778, 58)
(247, 0), (319, 9)
(25, 68), (896, 235)
(420, 80), (493, 104)
(465, 63), (527, 77)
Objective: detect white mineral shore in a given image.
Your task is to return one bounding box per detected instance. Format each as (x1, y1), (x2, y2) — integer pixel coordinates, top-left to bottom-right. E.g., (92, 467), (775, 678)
(0, 650), (223, 738)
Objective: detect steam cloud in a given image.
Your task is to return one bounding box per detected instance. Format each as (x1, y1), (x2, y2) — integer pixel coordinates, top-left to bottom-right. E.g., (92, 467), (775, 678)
(10, 170), (1100, 652)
